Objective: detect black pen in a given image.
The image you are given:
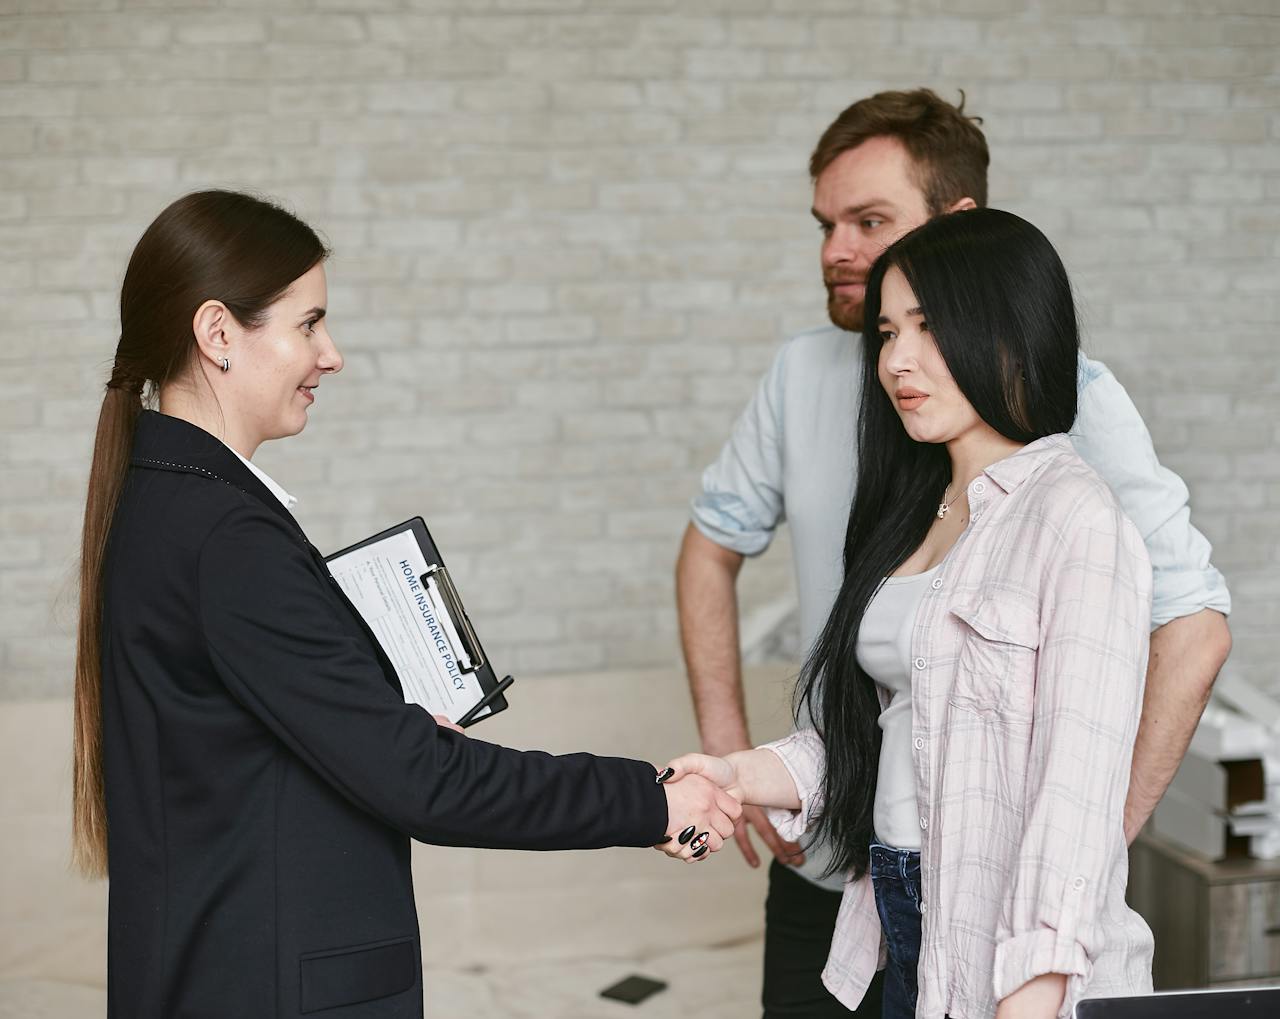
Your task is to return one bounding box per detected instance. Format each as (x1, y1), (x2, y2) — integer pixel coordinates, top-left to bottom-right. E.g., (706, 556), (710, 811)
(456, 674), (515, 729)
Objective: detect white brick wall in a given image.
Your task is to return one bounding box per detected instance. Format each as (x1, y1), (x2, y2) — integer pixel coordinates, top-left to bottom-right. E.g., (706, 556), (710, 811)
(1, 0), (1277, 699)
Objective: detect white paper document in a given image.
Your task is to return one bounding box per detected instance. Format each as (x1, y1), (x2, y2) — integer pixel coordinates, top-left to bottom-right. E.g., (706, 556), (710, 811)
(327, 528), (486, 723)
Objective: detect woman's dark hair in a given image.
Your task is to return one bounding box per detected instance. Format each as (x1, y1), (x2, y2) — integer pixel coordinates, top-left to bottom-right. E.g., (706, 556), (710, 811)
(795, 208), (1079, 879)
(73, 190), (328, 877)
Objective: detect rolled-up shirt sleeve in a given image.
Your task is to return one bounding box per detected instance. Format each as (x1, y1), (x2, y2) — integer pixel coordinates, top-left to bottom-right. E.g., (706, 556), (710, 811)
(690, 341), (789, 556)
(1070, 359), (1230, 627)
(992, 502), (1153, 1017)
(758, 727), (826, 843)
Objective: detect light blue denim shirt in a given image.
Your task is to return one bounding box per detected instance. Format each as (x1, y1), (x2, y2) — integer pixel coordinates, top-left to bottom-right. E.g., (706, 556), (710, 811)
(691, 325), (1231, 890)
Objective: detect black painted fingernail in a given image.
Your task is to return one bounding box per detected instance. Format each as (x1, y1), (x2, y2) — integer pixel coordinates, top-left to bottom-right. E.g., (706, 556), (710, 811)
(692, 845), (708, 859)
(655, 767), (675, 784)
(690, 832), (709, 852)
(653, 836), (672, 846)
(677, 825), (696, 845)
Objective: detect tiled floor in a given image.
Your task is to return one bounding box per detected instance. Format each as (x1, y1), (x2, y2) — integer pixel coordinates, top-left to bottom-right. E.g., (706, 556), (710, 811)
(0, 980), (104, 1019)
(423, 939), (763, 1018)
(0, 938), (764, 1019)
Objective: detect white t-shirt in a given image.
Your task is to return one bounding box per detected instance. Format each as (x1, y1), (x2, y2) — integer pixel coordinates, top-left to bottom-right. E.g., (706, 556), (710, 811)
(856, 563), (942, 852)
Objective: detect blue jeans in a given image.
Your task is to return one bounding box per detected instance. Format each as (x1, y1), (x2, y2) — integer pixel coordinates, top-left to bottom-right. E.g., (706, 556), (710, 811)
(869, 840), (923, 1019)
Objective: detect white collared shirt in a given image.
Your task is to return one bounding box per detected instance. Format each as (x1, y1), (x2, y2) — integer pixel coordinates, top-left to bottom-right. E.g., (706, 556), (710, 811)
(763, 436), (1155, 1018)
(222, 444), (298, 512)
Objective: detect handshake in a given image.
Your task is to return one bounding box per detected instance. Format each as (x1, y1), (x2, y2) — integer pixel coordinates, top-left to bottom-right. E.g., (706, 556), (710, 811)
(651, 749), (800, 864)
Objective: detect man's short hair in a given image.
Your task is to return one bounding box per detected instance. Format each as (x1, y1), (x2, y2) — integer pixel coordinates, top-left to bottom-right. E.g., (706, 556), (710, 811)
(810, 88), (990, 215)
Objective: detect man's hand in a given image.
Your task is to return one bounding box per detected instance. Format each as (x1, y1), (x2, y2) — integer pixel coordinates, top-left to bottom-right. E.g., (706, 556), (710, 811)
(733, 804), (805, 869)
(1124, 609), (1231, 843)
(676, 527), (810, 868)
(678, 524), (783, 868)
(432, 714), (465, 734)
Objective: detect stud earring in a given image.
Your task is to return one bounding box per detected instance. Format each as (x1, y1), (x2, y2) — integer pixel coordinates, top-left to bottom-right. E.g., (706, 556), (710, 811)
(220, 357), (230, 373)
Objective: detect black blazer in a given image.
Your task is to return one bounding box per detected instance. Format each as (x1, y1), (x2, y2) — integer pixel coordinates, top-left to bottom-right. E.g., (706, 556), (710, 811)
(101, 411), (667, 1018)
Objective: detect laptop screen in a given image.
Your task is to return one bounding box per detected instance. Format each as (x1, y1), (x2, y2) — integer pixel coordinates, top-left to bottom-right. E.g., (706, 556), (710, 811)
(1076, 987), (1280, 1018)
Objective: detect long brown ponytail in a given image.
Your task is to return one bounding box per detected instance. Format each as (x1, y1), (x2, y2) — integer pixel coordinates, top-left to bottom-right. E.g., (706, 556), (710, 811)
(73, 191), (328, 877)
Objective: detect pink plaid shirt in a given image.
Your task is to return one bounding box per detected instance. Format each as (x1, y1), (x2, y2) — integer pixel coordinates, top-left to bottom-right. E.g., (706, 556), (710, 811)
(763, 435), (1154, 1019)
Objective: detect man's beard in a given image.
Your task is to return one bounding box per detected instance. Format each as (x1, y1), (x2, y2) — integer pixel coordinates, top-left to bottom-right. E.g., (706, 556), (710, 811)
(825, 286), (864, 333)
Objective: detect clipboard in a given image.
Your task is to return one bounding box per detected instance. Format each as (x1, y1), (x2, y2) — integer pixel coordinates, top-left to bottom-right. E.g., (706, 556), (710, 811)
(325, 517), (511, 727)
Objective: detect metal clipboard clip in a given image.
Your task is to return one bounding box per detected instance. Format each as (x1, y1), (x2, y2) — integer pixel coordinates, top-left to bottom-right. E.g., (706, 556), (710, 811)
(419, 564), (486, 675)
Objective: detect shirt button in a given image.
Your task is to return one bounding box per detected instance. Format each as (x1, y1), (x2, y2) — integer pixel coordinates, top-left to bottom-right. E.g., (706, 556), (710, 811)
(920, 901), (927, 915)
(919, 817), (928, 830)
(1072, 876), (1086, 891)
(930, 577), (943, 590)
(913, 737), (924, 750)
(972, 480), (987, 495)
(913, 657), (927, 670)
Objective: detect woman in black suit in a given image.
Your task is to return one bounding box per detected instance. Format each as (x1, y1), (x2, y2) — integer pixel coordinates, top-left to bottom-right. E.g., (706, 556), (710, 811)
(73, 190), (740, 1018)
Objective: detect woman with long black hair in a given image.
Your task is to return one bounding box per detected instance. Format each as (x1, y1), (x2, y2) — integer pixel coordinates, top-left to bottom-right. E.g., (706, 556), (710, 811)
(666, 208), (1154, 1018)
(73, 190), (740, 1019)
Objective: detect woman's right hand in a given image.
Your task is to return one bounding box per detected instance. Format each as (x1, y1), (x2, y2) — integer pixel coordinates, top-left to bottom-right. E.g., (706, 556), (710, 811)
(663, 752), (742, 798)
(656, 771), (742, 863)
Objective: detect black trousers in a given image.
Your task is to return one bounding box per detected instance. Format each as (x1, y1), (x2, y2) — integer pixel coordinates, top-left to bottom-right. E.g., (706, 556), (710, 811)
(762, 860), (885, 1018)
